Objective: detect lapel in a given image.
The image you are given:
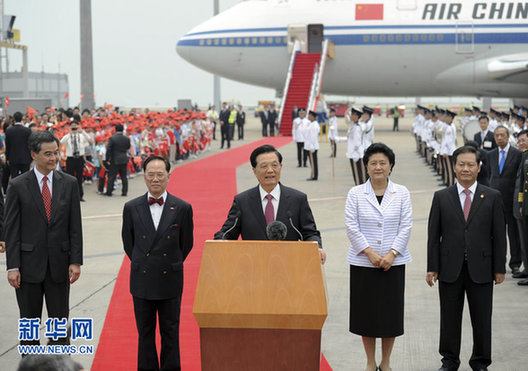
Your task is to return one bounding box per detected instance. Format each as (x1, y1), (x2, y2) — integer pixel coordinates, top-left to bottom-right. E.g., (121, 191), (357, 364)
(488, 148), (499, 175)
(50, 171), (64, 223)
(249, 186), (268, 235)
(276, 184), (289, 222)
(135, 193), (156, 240)
(26, 170), (48, 223)
(155, 193), (177, 240)
(447, 185), (466, 224)
(502, 147), (515, 173)
(363, 179), (396, 214)
(466, 184), (486, 225)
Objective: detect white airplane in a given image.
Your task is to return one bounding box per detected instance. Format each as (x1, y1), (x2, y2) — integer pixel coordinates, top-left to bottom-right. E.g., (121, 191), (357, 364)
(176, 0), (528, 105)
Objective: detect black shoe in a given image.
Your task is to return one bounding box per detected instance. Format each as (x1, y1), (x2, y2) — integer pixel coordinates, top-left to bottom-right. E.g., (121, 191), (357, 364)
(80, 198), (86, 202)
(513, 270), (528, 278)
(104, 193), (113, 197)
(121, 194), (127, 197)
(512, 266), (521, 275)
(306, 178), (317, 181)
(518, 279), (528, 286)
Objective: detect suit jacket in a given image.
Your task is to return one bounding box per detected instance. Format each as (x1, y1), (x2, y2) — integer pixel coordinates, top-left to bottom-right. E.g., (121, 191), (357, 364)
(517, 150), (528, 217)
(5, 170), (83, 283)
(214, 184), (322, 247)
(219, 109), (230, 125)
(477, 148), (490, 186)
(268, 109), (278, 125)
(259, 111), (268, 125)
(427, 184), (506, 284)
(488, 146), (522, 213)
(5, 124), (31, 165)
(122, 192), (193, 300)
(106, 132), (130, 165)
(474, 130), (497, 150)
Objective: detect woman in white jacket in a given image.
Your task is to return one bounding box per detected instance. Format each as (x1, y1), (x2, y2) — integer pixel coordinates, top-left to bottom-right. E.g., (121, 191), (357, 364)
(345, 143), (413, 371)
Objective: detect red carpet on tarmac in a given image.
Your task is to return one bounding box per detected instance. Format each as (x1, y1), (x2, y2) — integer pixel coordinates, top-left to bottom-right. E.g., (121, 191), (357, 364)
(91, 137), (332, 370)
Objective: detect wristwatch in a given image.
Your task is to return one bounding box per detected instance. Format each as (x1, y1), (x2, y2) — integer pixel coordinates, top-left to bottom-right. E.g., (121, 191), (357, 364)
(391, 249), (398, 256)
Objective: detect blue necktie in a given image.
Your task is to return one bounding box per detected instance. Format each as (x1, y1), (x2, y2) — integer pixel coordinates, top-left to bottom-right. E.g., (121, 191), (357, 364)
(499, 149), (505, 174)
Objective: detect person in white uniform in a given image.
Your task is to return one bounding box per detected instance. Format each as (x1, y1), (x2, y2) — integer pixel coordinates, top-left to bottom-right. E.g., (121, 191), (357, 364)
(347, 107), (366, 185)
(305, 110), (320, 181)
(292, 108), (309, 167)
(328, 108), (339, 158)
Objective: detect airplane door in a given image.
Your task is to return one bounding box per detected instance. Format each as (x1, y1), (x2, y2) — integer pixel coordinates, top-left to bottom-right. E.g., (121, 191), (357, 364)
(287, 24), (308, 53)
(308, 24), (324, 53)
(455, 21), (474, 54)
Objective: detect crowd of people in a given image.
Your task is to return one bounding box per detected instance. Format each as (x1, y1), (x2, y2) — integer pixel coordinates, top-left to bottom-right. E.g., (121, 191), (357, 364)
(412, 104), (528, 286)
(0, 105), (221, 200)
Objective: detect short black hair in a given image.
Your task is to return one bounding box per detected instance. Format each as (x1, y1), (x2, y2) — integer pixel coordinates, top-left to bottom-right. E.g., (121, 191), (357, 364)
(479, 115), (489, 122)
(13, 111), (23, 122)
(250, 144), (283, 168)
(517, 129), (528, 138)
(363, 142), (395, 170)
(28, 123), (37, 129)
(464, 140), (479, 150)
(115, 124), (124, 132)
(453, 145), (481, 164)
(143, 155), (170, 173)
(28, 130), (60, 154)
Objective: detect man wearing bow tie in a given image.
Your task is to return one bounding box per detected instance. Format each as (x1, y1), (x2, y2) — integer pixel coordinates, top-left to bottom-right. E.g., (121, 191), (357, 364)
(122, 155), (194, 371)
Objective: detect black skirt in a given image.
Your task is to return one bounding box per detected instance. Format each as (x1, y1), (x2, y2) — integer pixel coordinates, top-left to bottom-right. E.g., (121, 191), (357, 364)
(349, 264), (405, 338)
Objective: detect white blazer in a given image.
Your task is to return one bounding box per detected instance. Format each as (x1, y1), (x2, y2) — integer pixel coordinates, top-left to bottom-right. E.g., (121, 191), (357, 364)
(345, 179), (413, 268)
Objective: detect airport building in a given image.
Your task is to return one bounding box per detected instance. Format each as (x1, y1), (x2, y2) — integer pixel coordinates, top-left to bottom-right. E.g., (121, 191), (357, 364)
(1, 71), (69, 108)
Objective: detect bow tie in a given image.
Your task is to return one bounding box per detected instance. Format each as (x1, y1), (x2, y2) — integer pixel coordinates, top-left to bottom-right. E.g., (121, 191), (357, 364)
(148, 196), (164, 206)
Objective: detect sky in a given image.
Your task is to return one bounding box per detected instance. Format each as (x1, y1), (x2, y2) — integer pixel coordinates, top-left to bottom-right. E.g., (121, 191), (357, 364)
(3, 0), (275, 108)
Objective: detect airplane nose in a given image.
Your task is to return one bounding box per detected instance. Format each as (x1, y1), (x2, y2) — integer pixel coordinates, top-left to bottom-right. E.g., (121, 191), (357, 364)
(176, 37), (190, 62)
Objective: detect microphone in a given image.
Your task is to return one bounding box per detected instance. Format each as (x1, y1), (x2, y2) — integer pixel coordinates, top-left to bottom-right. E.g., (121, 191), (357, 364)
(221, 211), (241, 240)
(287, 211), (303, 241)
(266, 220), (287, 241)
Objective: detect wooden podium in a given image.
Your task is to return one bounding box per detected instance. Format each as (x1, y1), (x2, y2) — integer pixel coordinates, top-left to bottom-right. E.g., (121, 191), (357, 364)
(193, 240), (328, 371)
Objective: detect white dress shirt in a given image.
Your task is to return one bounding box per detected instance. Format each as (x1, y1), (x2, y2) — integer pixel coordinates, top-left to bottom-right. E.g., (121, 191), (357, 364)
(456, 181), (477, 210)
(148, 191), (167, 230)
(497, 143), (510, 166)
(345, 179), (413, 267)
(60, 131), (92, 157)
(259, 184), (280, 220)
(34, 168), (53, 195)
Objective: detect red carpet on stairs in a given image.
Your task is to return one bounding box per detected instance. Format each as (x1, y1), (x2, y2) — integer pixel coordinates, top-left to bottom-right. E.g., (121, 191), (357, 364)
(91, 137), (332, 370)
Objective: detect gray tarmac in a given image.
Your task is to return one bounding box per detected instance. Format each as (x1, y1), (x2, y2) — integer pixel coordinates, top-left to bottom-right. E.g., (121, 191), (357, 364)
(1, 115), (527, 371)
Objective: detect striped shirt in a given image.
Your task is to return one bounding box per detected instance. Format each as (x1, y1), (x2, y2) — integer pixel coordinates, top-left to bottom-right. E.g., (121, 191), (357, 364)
(345, 179), (413, 267)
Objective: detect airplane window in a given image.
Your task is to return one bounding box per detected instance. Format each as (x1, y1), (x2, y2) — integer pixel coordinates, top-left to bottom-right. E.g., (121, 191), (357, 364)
(413, 34), (419, 41)
(429, 34), (435, 41)
(245, 37), (250, 44)
(214, 39), (219, 45)
(466, 34), (472, 42)
(268, 37), (273, 44)
(380, 35), (386, 42)
(363, 35), (370, 42)
(404, 34), (410, 42)
(199, 40), (205, 46)
(396, 35), (402, 42)
(260, 37), (266, 44)
(252, 37), (258, 44)
(372, 35), (378, 42)
(388, 35), (394, 42)
(283, 37), (287, 43)
(438, 34), (444, 41)
(275, 37), (281, 43)
(221, 38), (227, 45)
(207, 39), (212, 45)
(421, 34), (427, 41)
(237, 38), (242, 45)
(229, 38), (234, 45)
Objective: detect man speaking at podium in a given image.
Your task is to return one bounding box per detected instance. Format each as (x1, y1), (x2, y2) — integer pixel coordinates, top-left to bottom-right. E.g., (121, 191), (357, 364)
(214, 144), (326, 264)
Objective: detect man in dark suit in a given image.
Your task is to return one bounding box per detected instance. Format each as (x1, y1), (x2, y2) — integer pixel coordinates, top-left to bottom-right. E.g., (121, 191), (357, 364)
(122, 155), (193, 371)
(267, 104), (278, 136)
(487, 125), (522, 274)
(473, 115), (496, 151)
(105, 123), (131, 197)
(5, 130), (83, 348)
(219, 102), (231, 149)
(516, 136), (528, 285)
(214, 144), (325, 263)
(5, 111), (32, 178)
(427, 145), (506, 371)
(236, 105), (245, 140)
(259, 105), (269, 137)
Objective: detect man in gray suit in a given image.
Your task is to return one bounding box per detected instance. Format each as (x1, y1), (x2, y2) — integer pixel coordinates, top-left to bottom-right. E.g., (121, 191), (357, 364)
(5, 130), (83, 348)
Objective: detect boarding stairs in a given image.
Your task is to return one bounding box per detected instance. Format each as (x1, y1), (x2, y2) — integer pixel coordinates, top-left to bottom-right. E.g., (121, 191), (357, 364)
(278, 39), (330, 136)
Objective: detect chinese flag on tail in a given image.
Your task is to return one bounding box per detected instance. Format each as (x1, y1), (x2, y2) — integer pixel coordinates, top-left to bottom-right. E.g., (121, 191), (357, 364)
(63, 92), (69, 99)
(355, 4), (384, 20)
(5, 95), (9, 107)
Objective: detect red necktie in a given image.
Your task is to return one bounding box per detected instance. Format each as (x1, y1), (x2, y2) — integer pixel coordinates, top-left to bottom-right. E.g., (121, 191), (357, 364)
(463, 189), (472, 221)
(148, 196), (164, 206)
(42, 176), (52, 222)
(264, 194), (274, 225)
